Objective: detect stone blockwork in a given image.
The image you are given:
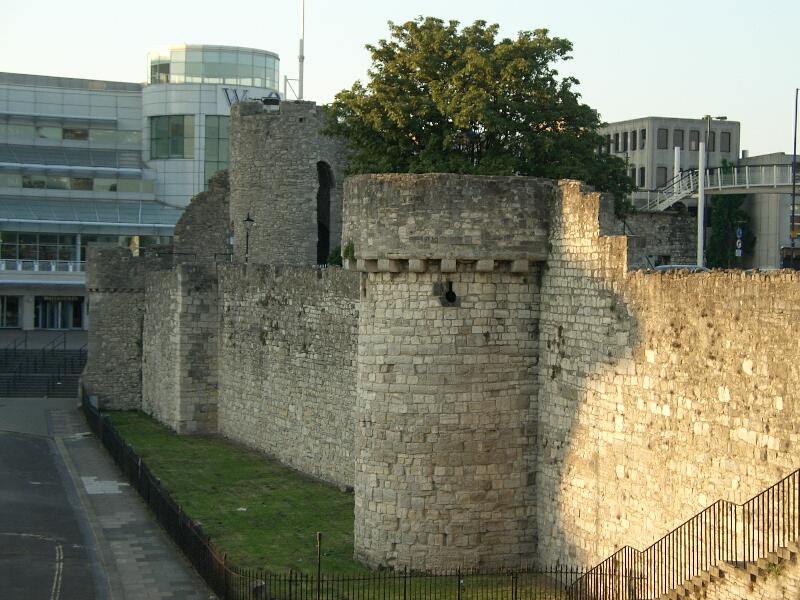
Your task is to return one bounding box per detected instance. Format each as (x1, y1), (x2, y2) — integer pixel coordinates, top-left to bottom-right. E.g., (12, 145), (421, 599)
(689, 559), (800, 600)
(142, 264), (219, 434)
(173, 169), (231, 261)
(535, 181), (800, 567)
(621, 209), (697, 267)
(354, 265), (540, 571)
(83, 246), (171, 409)
(229, 101), (347, 265)
(343, 174), (553, 263)
(217, 264), (359, 487)
(346, 175), (545, 570)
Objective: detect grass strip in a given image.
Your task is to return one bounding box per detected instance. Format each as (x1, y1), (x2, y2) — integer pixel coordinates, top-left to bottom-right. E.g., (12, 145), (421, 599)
(106, 410), (367, 574)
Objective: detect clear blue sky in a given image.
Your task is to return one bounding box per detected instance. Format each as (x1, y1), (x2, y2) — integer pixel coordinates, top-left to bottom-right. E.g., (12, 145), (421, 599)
(2, 0), (797, 156)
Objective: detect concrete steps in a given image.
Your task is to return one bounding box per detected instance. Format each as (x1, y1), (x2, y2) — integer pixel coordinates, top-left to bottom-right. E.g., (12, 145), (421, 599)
(0, 349), (86, 397)
(658, 542), (799, 599)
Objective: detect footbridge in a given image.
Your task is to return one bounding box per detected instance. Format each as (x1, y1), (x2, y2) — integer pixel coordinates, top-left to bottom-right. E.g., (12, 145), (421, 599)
(635, 163), (797, 211)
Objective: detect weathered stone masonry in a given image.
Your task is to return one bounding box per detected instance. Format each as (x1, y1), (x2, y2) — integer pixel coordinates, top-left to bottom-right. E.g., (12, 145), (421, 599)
(142, 264), (219, 434)
(344, 174), (553, 570)
(218, 264), (359, 488)
(85, 99), (800, 582)
(535, 181), (800, 567)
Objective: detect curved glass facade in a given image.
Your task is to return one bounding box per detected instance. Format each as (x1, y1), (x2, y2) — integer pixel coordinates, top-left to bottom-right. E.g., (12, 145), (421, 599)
(148, 45), (279, 89)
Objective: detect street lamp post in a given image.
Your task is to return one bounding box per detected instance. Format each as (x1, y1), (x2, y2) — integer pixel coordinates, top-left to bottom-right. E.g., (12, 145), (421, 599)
(244, 212), (255, 264)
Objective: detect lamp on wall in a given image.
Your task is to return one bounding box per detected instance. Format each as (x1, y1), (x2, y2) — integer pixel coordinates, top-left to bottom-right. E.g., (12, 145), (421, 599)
(244, 212), (255, 264)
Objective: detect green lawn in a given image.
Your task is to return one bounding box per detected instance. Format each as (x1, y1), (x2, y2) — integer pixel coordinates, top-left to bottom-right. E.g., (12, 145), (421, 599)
(106, 411), (368, 574)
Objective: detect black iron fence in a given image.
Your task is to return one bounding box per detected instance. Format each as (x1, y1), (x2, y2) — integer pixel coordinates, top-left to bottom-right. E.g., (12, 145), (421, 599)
(81, 398), (599, 600)
(569, 468), (800, 599)
(82, 397), (798, 600)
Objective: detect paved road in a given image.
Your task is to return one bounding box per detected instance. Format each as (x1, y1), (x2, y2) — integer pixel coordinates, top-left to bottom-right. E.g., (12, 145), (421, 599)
(0, 431), (97, 599)
(0, 397), (214, 599)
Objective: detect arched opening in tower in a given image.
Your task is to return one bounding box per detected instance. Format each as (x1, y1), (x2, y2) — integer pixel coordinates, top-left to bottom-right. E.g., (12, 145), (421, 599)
(316, 161), (333, 264)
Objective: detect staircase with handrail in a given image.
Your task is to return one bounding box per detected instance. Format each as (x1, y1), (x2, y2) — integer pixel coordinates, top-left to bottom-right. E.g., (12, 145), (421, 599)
(636, 163), (798, 212)
(568, 468), (800, 599)
(0, 332), (87, 397)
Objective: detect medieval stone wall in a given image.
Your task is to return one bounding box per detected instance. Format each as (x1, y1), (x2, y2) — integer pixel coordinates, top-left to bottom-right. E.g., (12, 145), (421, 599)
(343, 174), (552, 262)
(217, 264), (359, 487)
(622, 209), (697, 267)
(83, 246), (170, 409)
(345, 174), (546, 570)
(172, 170), (231, 261)
(142, 270), (179, 425)
(142, 264), (219, 434)
(229, 101), (348, 266)
(535, 181), (800, 567)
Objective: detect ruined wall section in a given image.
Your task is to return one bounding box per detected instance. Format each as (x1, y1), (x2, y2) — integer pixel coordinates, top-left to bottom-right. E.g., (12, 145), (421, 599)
(345, 174), (551, 571)
(536, 181), (800, 567)
(142, 270), (179, 424)
(83, 246), (171, 409)
(217, 264), (359, 486)
(173, 169), (231, 262)
(621, 210), (697, 268)
(229, 101), (347, 266)
(142, 264), (219, 434)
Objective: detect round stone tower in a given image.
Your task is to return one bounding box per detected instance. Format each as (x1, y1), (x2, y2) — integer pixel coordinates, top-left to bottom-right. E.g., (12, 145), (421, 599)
(343, 173), (554, 571)
(228, 100), (347, 265)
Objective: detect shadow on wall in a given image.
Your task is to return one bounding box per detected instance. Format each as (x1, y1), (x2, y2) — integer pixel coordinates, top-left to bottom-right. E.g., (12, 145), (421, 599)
(536, 181), (800, 568)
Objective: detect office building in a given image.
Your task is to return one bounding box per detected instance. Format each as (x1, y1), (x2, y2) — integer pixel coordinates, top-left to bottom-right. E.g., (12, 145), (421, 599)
(0, 44), (279, 331)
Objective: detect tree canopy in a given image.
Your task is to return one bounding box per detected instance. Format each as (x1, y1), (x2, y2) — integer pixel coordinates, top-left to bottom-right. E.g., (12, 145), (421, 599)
(325, 17), (633, 200)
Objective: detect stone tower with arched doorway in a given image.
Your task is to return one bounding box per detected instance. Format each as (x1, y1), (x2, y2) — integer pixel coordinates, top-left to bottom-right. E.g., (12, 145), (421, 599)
(229, 101), (347, 265)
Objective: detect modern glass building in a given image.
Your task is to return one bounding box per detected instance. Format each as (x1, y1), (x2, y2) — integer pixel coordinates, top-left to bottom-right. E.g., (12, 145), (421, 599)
(0, 44), (279, 331)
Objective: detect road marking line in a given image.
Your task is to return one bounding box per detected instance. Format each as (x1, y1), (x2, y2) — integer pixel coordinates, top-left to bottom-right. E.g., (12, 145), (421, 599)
(50, 543), (63, 600)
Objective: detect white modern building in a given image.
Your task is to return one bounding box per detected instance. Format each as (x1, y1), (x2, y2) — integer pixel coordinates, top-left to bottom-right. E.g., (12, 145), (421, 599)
(599, 116), (741, 191)
(600, 116), (798, 270)
(0, 44), (280, 331)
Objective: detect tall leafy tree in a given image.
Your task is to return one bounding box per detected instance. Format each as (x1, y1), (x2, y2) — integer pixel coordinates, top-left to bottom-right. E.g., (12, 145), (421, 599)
(325, 17), (633, 202)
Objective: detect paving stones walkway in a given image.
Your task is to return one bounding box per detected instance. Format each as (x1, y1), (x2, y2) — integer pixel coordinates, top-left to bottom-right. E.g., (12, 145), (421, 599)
(0, 396), (215, 599)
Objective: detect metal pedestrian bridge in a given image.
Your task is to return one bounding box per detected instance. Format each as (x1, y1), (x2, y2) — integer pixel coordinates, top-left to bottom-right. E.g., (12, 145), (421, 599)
(634, 163), (797, 211)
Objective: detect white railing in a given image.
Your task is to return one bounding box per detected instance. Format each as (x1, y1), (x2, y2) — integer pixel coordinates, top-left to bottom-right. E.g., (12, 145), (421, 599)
(640, 164), (799, 211)
(0, 259), (85, 273)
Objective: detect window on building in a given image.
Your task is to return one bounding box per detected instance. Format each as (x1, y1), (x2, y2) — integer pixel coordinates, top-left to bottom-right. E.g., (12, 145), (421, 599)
(640, 128), (646, 149)
(639, 166), (646, 187)
(631, 130), (637, 151)
(69, 177), (93, 191)
(204, 115), (230, 185)
(0, 296), (20, 328)
(613, 133), (620, 153)
(622, 131), (628, 152)
(1, 233), (81, 264)
(150, 115), (195, 159)
(46, 176), (69, 190)
(36, 126), (61, 140)
(630, 167), (637, 185)
(707, 131), (716, 152)
(0, 173), (21, 187)
(150, 61), (170, 84)
(656, 166), (668, 187)
(0, 122), (35, 141)
(605, 134), (611, 154)
(689, 130), (700, 151)
(673, 129), (684, 150)
(657, 128), (668, 149)
(22, 174), (46, 189)
(721, 131), (732, 153)
(63, 127), (89, 141)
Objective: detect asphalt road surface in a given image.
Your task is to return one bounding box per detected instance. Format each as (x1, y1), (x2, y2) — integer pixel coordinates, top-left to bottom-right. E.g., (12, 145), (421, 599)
(0, 430), (97, 599)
